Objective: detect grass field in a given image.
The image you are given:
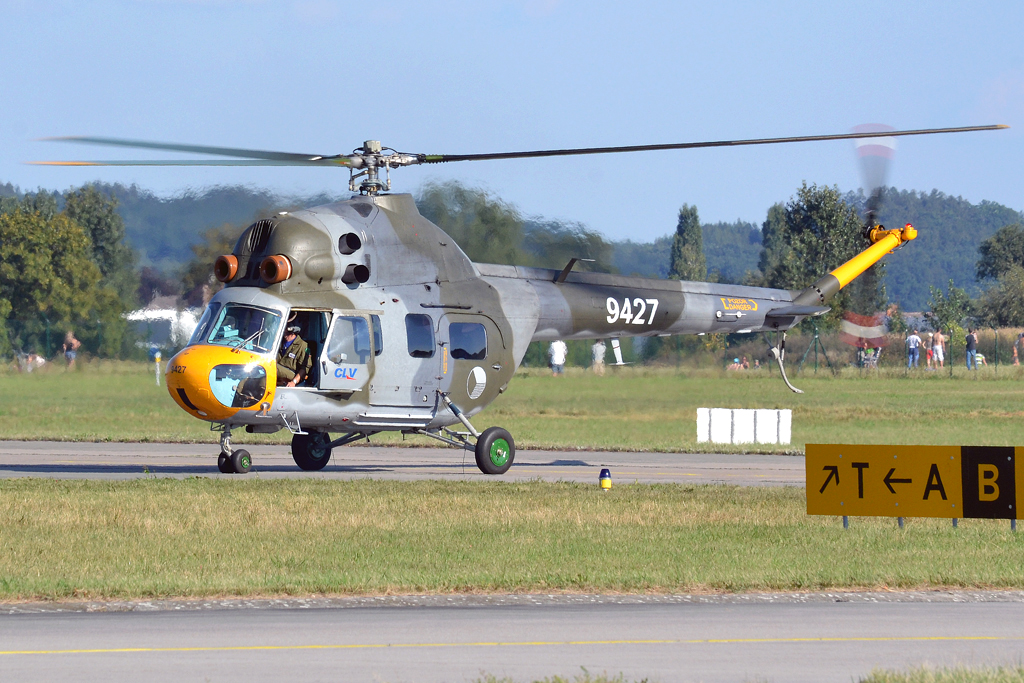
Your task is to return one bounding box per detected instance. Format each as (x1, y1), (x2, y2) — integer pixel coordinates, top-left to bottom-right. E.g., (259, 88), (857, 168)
(0, 361), (1022, 452)
(861, 667), (1024, 683)
(1, 478), (1022, 600)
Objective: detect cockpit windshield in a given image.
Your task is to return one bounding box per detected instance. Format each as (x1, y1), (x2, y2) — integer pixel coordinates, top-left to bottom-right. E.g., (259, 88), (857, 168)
(197, 304), (282, 354)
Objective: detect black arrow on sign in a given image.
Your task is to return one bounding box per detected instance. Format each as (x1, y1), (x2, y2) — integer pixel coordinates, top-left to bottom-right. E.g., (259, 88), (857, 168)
(883, 467), (912, 494)
(820, 465), (840, 493)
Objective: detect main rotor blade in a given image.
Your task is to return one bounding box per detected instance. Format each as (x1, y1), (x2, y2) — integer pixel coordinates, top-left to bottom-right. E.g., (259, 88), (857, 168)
(420, 125), (1008, 164)
(28, 159), (354, 167)
(39, 136), (346, 163)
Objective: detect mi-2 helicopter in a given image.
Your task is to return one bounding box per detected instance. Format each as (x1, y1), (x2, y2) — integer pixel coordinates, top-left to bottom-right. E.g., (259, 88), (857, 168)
(37, 125), (1005, 474)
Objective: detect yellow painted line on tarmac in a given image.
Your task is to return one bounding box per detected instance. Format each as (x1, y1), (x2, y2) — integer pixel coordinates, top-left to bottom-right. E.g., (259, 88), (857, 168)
(3, 635), (1021, 656)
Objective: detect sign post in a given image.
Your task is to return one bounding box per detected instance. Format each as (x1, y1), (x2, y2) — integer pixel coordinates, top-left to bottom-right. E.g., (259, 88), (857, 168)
(807, 444), (1020, 522)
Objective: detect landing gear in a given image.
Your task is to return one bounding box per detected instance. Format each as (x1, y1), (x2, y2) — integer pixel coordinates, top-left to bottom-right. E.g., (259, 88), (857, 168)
(475, 427), (515, 475)
(414, 394), (517, 476)
(291, 431), (332, 471)
(218, 428), (252, 474)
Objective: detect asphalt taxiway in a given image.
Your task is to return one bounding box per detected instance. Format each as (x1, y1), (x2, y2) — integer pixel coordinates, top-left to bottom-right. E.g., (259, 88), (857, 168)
(3, 593), (1024, 682)
(0, 440), (805, 485)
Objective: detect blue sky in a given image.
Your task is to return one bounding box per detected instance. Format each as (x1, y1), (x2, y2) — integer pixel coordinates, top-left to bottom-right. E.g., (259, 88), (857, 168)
(1, 0), (1021, 243)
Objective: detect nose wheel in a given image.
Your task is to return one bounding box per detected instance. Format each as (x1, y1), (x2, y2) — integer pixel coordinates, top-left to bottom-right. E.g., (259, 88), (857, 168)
(217, 429), (252, 474)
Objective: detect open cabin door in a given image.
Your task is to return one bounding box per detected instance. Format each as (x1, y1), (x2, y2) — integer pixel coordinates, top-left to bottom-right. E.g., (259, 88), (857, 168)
(318, 310), (376, 392)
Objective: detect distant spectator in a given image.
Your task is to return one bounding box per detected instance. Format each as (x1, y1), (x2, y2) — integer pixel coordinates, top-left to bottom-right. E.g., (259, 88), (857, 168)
(741, 356), (750, 370)
(1013, 333), (1021, 366)
(62, 331), (81, 369)
(932, 330), (945, 368)
(926, 333), (934, 369)
(906, 330), (922, 369)
(966, 328), (978, 370)
(753, 359), (761, 369)
(549, 340), (567, 377)
(727, 357), (743, 371)
(591, 339), (606, 376)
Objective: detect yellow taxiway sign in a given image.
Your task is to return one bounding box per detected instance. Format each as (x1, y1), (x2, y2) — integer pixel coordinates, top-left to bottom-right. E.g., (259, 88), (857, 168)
(806, 444), (1020, 519)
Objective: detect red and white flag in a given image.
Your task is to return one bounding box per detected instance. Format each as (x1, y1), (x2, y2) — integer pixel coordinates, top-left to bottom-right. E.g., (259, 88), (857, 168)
(840, 311), (888, 348)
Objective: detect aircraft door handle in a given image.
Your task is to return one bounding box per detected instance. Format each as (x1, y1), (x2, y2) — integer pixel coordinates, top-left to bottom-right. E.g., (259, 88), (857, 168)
(492, 363), (502, 371)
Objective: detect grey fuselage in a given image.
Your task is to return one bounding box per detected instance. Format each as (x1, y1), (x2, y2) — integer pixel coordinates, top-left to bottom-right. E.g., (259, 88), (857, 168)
(203, 193), (803, 434)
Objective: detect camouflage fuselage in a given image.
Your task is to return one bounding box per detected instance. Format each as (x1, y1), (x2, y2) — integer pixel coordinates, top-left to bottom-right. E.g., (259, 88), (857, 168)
(166, 193), (805, 435)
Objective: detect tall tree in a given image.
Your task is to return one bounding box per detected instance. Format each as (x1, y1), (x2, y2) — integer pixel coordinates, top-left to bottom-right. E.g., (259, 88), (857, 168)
(63, 185), (139, 307)
(976, 223), (1024, 281)
(760, 183), (874, 326)
(975, 266), (1024, 327)
(0, 208), (122, 357)
(668, 204), (706, 281)
(926, 279), (972, 333)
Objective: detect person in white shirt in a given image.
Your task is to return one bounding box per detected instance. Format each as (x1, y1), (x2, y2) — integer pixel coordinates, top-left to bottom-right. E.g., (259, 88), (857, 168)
(906, 330), (922, 368)
(549, 340), (568, 376)
(591, 339), (606, 376)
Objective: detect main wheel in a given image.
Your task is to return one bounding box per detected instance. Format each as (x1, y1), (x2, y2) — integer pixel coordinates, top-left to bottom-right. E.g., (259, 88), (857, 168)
(292, 432), (332, 471)
(230, 449), (252, 474)
(475, 427), (515, 475)
(217, 452), (232, 473)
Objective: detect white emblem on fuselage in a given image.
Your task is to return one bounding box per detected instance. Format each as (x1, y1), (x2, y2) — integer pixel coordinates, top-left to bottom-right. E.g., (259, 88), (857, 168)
(467, 366), (487, 400)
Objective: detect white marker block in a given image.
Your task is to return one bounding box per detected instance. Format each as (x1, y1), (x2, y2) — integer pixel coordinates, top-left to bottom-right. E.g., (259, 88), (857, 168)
(709, 408), (732, 444)
(778, 409), (792, 445)
(696, 407), (710, 443)
(755, 409), (778, 444)
(732, 409), (755, 444)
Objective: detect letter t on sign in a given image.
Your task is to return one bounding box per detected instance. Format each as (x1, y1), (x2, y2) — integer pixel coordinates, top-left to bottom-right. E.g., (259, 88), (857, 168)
(852, 462), (870, 498)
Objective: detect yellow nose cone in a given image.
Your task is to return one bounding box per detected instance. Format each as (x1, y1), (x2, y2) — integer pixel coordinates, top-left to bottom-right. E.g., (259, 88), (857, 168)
(902, 223), (917, 242)
(165, 345), (277, 422)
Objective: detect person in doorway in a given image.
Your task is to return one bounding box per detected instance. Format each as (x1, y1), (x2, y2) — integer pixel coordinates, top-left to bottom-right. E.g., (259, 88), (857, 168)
(549, 339), (567, 377)
(62, 331), (81, 369)
(906, 330), (922, 368)
(965, 328), (978, 370)
(277, 324), (312, 387)
(591, 339), (606, 376)
(932, 330), (945, 368)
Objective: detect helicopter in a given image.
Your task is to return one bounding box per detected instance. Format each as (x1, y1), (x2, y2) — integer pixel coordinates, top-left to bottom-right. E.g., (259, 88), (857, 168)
(37, 125), (1005, 475)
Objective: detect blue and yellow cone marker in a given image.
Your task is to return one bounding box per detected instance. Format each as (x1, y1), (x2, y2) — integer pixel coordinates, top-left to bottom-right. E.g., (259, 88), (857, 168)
(599, 468), (611, 491)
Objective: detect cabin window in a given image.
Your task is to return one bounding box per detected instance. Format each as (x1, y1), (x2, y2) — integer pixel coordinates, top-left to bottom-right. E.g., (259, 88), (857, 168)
(371, 315), (383, 356)
(205, 304), (281, 354)
(327, 316), (373, 365)
(449, 322), (486, 360)
(405, 314), (435, 358)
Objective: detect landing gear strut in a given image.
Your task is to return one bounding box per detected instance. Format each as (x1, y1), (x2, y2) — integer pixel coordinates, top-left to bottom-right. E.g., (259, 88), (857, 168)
(218, 429), (252, 474)
(413, 393), (517, 475)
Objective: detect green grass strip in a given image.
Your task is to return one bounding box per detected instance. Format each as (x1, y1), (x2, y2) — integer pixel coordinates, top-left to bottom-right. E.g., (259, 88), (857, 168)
(2, 363), (1024, 452)
(861, 666), (1024, 683)
(1, 479), (1023, 601)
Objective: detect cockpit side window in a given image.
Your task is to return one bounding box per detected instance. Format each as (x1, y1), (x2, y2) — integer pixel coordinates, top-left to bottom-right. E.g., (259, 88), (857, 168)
(205, 305), (282, 354)
(188, 302), (221, 346)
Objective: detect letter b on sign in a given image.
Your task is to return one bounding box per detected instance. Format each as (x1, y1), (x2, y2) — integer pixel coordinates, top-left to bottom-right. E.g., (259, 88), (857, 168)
(978, 464), (999, 502)
(961, 447), (1015, 519)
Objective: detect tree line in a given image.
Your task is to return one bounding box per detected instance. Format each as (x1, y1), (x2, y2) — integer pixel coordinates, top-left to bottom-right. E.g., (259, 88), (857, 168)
(2, 178), (1021, 361)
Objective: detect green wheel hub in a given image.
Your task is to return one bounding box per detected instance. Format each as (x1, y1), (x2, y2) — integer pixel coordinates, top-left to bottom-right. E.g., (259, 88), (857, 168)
(489, 438), (510, 467)
(239, 453), (251, 470)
